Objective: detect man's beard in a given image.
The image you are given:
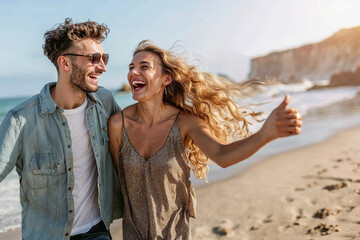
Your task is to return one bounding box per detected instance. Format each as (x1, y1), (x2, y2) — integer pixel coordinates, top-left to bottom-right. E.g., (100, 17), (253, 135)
(70, 63), (99, 93)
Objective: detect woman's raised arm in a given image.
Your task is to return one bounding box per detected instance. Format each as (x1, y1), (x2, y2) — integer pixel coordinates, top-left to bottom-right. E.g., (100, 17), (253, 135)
(183, 95), (302, 168)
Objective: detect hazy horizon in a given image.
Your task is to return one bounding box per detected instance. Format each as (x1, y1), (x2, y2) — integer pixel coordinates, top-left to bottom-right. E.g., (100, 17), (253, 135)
(1, 0), (360, 98)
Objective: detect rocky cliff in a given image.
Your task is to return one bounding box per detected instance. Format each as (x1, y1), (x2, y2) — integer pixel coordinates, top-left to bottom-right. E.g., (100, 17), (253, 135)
(248, 26), (360, 82)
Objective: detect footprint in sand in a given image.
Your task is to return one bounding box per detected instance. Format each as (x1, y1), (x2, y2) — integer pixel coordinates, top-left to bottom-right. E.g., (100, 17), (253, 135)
(294, 208), (305, 222)
(345, 206), (356, 212)
(280, 221), (301, 231)
(306, 181), (318, 188)
(313, 208), (341, 219)
(311, 199), (318, 205)
(212, 219), (236, 237)
(249, 225), (260, 231)
(317, 168), (328, 175)
(280, 208), (304, 231)
(284, 197), (295, 203)
(334, 158), (344, 163)
(323, 182), (349, 191)
(294, 181), (317, 191)
(307, 223), (341, 236)
(352, 163), (360, 172)
(212, 226), (229, 236)
(262, 214), (273, 224)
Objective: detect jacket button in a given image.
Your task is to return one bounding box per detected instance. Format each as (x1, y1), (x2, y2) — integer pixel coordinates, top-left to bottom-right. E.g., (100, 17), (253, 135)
(69, 210), (73, 213)
(68, 144), (71, 148)
(65, 233), (69, 236)
(68, 168), (72, 171)
(68, 187), (72, 191)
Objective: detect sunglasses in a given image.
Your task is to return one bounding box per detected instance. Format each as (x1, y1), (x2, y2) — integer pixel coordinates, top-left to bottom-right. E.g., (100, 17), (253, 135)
(63, 52), (109, 65)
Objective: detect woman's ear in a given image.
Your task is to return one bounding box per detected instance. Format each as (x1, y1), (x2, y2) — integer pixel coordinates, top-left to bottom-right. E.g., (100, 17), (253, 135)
(164, 74), (173, 86)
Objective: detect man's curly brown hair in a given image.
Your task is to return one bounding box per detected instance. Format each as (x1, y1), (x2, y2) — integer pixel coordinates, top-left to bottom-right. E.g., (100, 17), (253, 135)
(43, 18), (110, 71)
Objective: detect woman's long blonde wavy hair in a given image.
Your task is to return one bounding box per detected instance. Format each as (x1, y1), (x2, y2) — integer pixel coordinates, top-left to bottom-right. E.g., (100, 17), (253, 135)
(133, 40), (261, 180)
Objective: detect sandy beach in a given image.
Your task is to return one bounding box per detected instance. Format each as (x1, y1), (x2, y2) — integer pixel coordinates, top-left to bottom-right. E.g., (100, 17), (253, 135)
(2, 106), (360, 239)
(191, 126), (360, 240)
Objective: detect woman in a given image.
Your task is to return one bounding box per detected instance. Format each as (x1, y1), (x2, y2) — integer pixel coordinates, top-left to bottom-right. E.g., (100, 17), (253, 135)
(108, 40), (302, 239)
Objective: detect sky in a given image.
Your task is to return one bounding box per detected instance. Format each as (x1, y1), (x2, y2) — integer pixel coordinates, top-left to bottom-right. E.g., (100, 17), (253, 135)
(1, 0), (360, 98)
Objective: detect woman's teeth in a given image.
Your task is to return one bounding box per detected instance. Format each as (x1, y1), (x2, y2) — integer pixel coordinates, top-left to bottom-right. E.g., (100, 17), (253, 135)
(132, 80), (146, 89)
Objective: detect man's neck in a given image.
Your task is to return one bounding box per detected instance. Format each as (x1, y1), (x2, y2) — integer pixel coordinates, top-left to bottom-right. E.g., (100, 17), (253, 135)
(51, 81), (87, 109)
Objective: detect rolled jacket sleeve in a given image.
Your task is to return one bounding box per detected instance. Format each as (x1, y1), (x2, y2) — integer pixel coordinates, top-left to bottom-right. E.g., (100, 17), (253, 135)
(0, 112), (22, 182)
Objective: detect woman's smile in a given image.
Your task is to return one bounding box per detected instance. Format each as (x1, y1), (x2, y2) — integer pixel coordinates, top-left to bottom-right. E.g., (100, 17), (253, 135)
(131, 79), (147, 92)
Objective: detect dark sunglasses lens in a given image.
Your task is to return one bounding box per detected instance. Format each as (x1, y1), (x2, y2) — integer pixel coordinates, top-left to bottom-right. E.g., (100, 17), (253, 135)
(91, 53), (108, 65)
(91, 53), (102, 65)
(103, 54), (109, 65)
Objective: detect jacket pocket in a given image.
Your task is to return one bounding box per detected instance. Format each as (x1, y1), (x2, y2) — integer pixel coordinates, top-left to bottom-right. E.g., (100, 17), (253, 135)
(27, 153), (66, 189)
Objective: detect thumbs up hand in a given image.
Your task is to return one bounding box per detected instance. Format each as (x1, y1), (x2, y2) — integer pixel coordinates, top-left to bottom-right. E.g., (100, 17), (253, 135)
(260, 95), (302, 142)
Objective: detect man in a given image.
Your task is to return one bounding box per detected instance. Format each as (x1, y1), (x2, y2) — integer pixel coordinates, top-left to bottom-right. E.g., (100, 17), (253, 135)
(0, 18), (122, 239)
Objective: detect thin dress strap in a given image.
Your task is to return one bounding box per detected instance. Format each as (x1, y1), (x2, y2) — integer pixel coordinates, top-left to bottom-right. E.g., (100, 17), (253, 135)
(175, 109), (182, 121)
(120, 110), (125, 127)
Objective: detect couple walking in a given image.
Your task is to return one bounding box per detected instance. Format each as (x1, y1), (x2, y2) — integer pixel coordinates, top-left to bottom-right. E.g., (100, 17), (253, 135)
(0, 18), (302, 240)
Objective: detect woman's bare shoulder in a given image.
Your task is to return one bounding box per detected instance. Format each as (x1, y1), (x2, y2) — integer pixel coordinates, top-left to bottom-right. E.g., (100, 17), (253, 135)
(121, 104), (138, 118)
(109, 104), (138, 126)
(178, 111), (204, 122)
(123, 104), (137, 111)
(108, 111), (123, 128)
(177, 111), (205, 131)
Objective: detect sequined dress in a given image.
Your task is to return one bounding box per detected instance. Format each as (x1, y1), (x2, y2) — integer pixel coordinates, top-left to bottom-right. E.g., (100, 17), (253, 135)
(118, 111), (196, 240)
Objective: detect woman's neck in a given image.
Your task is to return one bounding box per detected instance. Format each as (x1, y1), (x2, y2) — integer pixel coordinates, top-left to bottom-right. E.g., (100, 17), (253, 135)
(135, 101), (170, 126)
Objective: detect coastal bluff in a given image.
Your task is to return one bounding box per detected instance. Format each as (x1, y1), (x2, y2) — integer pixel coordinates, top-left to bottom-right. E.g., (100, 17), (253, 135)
(248, 26), (360, 83)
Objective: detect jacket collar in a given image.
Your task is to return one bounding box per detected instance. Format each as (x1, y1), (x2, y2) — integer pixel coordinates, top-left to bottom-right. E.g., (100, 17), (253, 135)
(39, 82), (98, 115)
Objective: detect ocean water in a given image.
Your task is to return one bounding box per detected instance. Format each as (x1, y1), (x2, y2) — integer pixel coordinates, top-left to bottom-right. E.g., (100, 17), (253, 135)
(0, 82), (360, 232)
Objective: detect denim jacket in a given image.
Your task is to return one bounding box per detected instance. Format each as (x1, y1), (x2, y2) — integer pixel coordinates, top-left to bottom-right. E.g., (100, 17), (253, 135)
(0, 83), (123, 240)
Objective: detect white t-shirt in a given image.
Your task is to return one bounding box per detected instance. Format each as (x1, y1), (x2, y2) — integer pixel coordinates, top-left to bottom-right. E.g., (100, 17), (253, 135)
(63, 97), (102, 236)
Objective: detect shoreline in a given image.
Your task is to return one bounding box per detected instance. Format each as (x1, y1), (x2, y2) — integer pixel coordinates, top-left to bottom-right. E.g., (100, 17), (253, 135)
(1, 128), (359, 239)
